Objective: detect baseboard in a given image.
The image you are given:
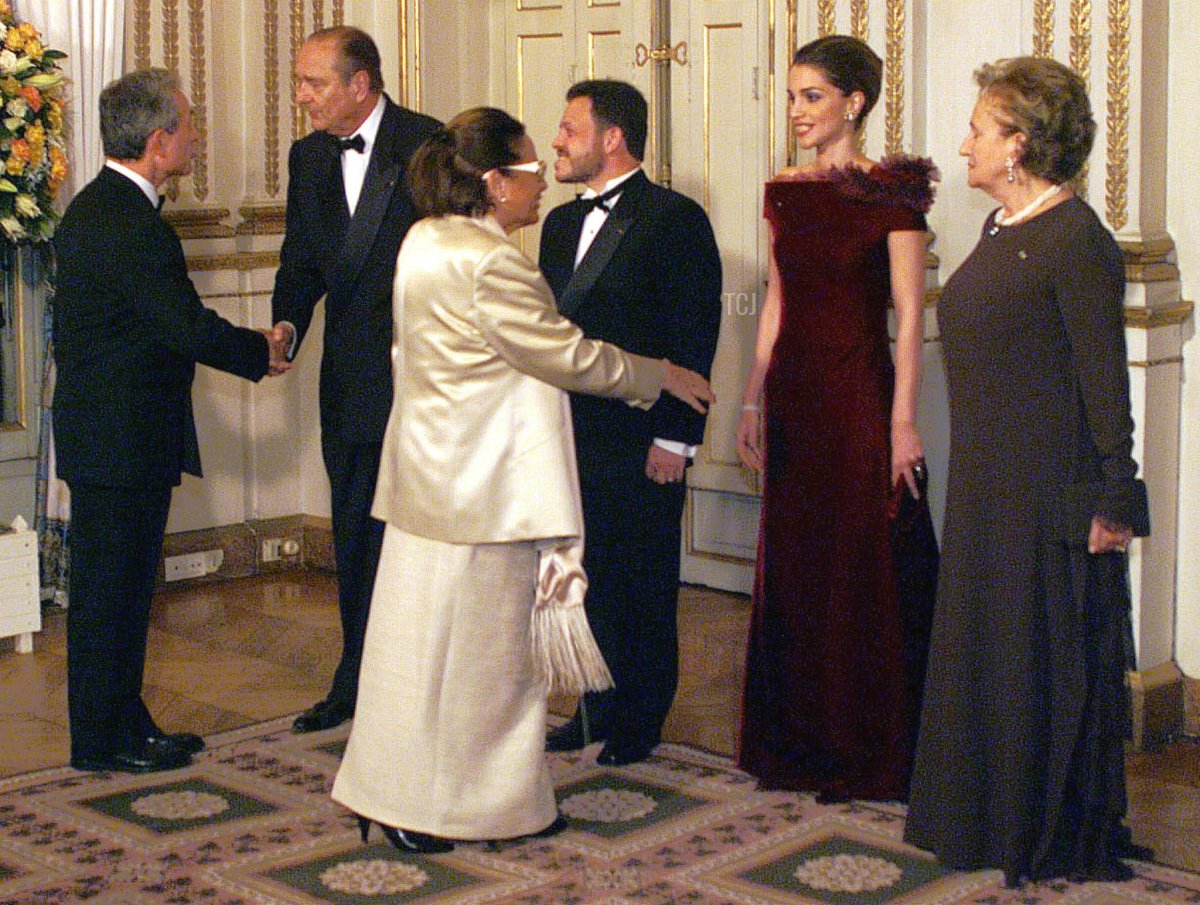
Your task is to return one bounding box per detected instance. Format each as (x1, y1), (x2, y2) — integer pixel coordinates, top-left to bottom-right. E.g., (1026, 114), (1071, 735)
(157, 515), (333, 590)
(1128, 661), (1184, 751)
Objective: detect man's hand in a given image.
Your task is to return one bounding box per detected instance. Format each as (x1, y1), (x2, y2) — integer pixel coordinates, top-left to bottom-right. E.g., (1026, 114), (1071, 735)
(645, 445), (686, 484)
(261, 325), (292, 376)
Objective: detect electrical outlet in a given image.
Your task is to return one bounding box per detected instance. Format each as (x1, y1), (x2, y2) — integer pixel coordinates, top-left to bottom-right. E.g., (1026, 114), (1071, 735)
(165, 549), (223, 582)
(262, 538), (283, 562)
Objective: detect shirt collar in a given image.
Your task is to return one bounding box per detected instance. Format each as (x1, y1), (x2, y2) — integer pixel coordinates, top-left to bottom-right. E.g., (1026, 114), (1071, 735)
(347, 95), (386, 153)
(581, 166), (640, 200)
(104, 160), (159, 208)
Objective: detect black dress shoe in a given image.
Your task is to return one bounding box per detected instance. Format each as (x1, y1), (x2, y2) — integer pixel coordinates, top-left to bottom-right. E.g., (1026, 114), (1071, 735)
(292, 700), (354, 733)
(357, 815), (454, 853)
(596, 739), (654, 767)
(71, 738), (192, 774)
(148, 732), (205, 756)
(546, 718), (606, 752)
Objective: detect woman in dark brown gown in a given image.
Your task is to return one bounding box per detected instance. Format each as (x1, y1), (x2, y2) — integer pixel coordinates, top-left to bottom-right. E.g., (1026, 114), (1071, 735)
(736, 35), (937, 802)
(904, 57), (1149, 885)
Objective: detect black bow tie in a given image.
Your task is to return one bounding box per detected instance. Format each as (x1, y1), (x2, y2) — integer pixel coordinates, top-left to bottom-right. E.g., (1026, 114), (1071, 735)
(337, 134), (366, 154)
(581, 185), (622, 214)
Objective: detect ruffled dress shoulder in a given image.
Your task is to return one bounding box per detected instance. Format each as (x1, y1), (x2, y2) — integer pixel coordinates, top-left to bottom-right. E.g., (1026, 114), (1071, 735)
(765, 155), (937, 232)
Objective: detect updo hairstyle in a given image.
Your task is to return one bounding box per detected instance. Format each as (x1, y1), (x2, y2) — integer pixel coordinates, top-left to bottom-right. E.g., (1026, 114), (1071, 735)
(792, 35), (882, 130)
(408, 107), (525, 217)
(973, 56), (1095, 183)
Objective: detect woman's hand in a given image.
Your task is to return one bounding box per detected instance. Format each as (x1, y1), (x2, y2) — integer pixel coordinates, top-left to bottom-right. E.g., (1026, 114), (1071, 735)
(892, 420), (925, 497)
(662, 361), (715, 413)
(1088, 515), (1133, 554)
(736, 408), (763, 473)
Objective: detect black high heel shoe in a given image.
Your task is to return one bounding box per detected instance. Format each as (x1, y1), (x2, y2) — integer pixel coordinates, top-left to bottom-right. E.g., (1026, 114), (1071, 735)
(356, 815), (454, 853)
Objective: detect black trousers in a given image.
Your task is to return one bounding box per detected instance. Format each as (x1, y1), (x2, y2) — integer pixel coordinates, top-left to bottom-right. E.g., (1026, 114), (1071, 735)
(575, 445), (687, 748)
(66, 482), (172, 761)
(321, 435), (385, 707)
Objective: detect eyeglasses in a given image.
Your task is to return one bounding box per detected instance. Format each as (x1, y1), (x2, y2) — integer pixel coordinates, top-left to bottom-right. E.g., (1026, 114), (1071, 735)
(484, 160), (546, 180)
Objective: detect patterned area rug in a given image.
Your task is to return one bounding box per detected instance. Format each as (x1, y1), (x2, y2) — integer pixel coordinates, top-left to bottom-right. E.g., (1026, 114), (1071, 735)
(1, 717), (1198, 905)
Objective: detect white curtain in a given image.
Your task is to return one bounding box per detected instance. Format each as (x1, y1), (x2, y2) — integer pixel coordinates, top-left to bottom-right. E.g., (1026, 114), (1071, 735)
(21, 0), (125, 202)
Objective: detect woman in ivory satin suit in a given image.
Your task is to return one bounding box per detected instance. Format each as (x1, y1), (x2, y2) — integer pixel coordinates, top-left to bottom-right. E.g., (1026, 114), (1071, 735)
(330, 107), (714, 851)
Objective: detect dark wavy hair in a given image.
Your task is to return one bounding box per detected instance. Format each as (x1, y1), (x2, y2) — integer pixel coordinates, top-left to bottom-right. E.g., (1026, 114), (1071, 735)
(408, 107), (525, 217)
(974, 56), (1095, 183)
(792, 35), (882, 131)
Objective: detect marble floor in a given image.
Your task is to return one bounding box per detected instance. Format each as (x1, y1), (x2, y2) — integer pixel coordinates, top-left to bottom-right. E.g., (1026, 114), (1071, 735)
(1, 570), (1196, 872)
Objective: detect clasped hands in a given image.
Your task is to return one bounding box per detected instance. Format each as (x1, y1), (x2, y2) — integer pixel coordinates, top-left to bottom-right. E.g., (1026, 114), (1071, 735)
(259, 322), (295, 376)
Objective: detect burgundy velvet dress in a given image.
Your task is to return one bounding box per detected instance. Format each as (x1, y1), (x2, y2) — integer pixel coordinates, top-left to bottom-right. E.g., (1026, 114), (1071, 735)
(737, 158), (936, 801)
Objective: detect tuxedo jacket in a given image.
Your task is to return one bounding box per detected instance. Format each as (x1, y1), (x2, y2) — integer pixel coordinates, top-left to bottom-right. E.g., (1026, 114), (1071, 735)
(53, 167), (269, 489)
(271, 96), (441, 442)
(372, 215), (663, 544)
(538, 170), (722, 463)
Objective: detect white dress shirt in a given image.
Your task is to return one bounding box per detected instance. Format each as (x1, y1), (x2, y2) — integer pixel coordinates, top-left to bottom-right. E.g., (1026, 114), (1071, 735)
(342, 95), (386, 216)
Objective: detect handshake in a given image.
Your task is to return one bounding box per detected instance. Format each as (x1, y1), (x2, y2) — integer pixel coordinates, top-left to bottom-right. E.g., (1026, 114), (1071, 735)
(259, 322), (297, 376)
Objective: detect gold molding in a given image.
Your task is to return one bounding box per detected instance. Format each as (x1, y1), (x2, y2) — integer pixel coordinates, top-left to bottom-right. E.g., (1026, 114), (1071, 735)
(817, 0), (835, 38)
(398, 0), (408, 107)
(235, 203), (287, 236)
(332, 0), (343, 27)
(884, 0), (905, 156)
(1128, 356), (1183, 368)
(1125, 262), (1181, 283)
(163, 207), (235, 239)
(313, 0), (323, 30)
(1070, 0), (1091, 198)
(703, 24), (742, 213)
(134, 0), (152, 69)
(413, 0), (423, 111)
(163, 0), (180, 74)
(264, 0), (281, 197)
(850, 0), (869, 41)
(1119, 236), (1176, 258)
(683, 493), (756, 566)
(786, 0), (798, 165)
(589, 31), (619, 77)
(1106, 0), (1130, 230)
(188, 0), (209, 201)
(1123, 302), (1193, 329)
(1033, 0), (1054, 57)
(186, 251), (281, 272)
(290, 0), (306, 142)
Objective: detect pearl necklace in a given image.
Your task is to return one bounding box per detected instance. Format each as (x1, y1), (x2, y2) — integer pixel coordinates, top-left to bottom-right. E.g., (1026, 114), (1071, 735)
(988, 183), (1064, 236)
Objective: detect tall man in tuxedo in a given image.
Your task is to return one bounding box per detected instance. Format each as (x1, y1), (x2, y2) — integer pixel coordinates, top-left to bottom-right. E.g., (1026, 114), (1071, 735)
(54, 69), (287, 774)
(272, 26), (440, 733)
(539, 80), (722, 766)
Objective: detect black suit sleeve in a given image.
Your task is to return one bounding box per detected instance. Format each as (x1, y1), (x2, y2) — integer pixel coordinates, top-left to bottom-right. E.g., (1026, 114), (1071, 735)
(649, 196), (722, 446)
(118, 218), (269, 381)
(271, 142), (329, 352)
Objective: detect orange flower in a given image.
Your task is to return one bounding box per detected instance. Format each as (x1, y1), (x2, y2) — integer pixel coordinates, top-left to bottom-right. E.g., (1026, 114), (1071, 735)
(19, 86), (41, 113)
(0, 1), (12, 19)
(9, 138), (30, 162)
(48, 145), (67, 194)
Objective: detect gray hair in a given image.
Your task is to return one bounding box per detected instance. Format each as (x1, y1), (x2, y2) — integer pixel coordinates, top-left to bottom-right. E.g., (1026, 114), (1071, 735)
(100, 68), (181, 161)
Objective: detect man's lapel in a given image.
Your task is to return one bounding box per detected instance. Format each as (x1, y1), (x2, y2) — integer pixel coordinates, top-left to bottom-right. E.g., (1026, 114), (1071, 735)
(331, 100), (402, 290)
(556, 170), (648, 319)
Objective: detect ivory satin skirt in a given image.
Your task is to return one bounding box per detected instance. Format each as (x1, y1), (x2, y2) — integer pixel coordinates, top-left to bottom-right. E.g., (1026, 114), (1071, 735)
(331, 525), (557, 840)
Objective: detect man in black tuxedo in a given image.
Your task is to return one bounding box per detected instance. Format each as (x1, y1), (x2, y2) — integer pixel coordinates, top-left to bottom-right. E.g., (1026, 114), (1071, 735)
(54, 69), (287, 774)
(271, 27), (440, 733)
(539, 80), (722, 766)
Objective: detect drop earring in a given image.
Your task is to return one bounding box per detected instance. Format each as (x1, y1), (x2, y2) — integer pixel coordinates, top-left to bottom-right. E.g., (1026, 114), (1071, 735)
(1005, 157), (1015, 183)
(845, 110), (856, 122)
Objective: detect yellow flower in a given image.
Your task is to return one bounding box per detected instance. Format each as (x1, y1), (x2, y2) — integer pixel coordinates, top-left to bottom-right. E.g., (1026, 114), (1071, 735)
(16, 23), (37, 43)
(0, 76), (17, 96)
(48, 145), (66, 194)
(23, 37), (41, 61)
(4, 27), (22, 51)
(28, 142), (43, 167)
(0, 1), (12, 19)
(24, 122), (44, 147)
(5, 154), (24, 176)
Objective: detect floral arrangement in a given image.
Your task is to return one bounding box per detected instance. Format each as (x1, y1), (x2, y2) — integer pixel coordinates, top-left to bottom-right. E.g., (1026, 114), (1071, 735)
(0, 0), (66, 243)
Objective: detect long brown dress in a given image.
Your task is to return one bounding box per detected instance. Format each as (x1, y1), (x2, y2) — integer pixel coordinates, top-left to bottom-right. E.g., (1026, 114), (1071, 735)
(737, 158), (938, 802)
(904, 196), (1149, 884)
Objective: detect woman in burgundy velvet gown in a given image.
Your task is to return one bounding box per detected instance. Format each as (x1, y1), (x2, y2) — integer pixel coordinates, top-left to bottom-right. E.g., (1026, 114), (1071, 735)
(736, 35), (937, 802)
